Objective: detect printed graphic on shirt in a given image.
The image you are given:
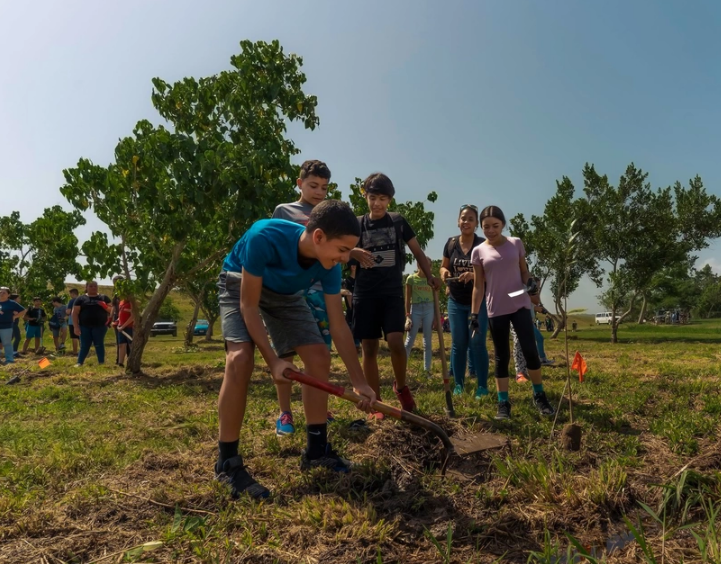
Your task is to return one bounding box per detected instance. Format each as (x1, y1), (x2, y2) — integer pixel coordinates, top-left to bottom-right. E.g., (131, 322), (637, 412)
(363, 226), (398, 269)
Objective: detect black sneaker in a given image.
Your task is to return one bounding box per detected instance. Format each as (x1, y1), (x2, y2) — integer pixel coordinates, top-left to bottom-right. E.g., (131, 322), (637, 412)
(495, 400), (512, 420)
(300, 443), (352, 473)
(214, 455), (270, 500)
(533, 391), (555, 416)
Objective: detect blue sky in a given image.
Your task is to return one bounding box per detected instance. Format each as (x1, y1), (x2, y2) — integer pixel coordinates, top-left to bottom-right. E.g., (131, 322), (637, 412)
(1, 0), (720, 311)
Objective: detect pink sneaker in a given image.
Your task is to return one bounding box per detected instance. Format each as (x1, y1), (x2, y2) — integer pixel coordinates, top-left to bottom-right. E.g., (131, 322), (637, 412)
(393, 382), (416, 412)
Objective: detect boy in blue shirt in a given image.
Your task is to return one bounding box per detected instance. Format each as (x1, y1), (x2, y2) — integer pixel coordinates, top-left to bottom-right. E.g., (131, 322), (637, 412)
(216, 199), (376, 499)
(270, 159), (332, 436)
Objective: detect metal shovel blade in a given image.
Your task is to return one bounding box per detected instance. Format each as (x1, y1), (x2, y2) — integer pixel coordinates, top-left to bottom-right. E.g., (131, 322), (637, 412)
(508, 289), (525, 297)
(450, 432), (507, 455)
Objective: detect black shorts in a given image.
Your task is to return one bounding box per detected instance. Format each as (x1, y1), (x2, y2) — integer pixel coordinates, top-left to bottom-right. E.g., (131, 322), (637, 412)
(68, 325), (79, 339)
(352, 294), (405, 341)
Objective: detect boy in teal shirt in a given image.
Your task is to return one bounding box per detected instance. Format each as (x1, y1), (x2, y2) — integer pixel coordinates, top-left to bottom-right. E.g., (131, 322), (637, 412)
(216, 200), (376, 499)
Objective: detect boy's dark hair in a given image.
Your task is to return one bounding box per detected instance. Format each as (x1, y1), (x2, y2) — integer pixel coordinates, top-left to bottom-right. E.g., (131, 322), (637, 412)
(9, 293), (19, 300)
(362, 173), (395, 198)
(306, 200), (360, 240)
(69, 288), (79, 296)
(479, 205), (506, 226)
(52, 297), (62, 303)
(299, 160), (331, 181)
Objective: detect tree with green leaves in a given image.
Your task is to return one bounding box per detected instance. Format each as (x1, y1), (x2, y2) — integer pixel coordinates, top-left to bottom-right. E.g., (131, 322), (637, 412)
(61, 40), (320, 373)
(0, 207), (85, 301)
(510, 177), (601, 338)
(583, 163), (721, 342)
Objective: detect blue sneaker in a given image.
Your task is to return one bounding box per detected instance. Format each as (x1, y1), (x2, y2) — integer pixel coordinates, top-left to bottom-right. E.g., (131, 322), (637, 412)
(275, 411), (295, 436)
(474, 386), (489, 400)
(300, 443), (352, 472)
(453, 384), (464, 396)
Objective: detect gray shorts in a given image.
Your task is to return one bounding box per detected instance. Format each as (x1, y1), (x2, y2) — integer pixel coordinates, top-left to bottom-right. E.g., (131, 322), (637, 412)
(218, 271), (325, 357)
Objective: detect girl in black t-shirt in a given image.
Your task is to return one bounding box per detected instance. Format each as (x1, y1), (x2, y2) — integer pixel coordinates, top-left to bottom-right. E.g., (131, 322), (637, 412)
(440, 205), (489, 399)
(72, 281), (111, 366)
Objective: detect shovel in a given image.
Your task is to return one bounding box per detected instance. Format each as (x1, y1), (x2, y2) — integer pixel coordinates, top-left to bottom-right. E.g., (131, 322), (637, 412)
(283, 368), (507, 473)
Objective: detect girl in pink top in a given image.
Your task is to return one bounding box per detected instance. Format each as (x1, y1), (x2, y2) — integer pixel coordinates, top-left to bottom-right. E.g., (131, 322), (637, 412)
(470, 206), (554, 420)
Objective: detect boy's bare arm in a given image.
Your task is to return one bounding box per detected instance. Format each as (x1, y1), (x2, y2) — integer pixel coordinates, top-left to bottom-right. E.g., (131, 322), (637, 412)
(471, 265), (485, 314)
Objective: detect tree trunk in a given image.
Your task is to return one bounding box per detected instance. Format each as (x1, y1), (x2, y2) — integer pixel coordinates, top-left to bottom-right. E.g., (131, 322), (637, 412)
(184, 296), (202, 348)
(550, 298), (566, 339)
(204, 314), (217, 341)
(127, 242), (185, 374)
(637, 294), (647, 324)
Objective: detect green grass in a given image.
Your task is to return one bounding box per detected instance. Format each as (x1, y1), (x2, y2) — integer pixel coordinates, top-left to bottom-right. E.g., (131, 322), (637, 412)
(1, 296), (720, 563)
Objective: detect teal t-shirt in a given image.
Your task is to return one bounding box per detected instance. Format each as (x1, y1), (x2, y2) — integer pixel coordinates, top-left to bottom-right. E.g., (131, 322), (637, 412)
(406, 273), (433, 304)
(222, 219), (341, 295)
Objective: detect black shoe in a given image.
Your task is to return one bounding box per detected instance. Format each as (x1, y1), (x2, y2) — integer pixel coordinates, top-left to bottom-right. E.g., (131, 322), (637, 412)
(533, 391), (555, 416)
(214, 455), (269, 500)
(300, 443), (352, 473)
(495, 400), (512, 420)
(348, 419), (369, 432)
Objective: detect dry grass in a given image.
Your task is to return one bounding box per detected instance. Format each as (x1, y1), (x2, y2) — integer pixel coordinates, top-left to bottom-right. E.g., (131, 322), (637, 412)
(1, 308), (720, 563)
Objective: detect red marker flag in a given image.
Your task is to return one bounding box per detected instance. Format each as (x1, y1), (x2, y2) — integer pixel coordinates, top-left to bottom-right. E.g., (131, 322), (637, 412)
(571, 351), (587, 382)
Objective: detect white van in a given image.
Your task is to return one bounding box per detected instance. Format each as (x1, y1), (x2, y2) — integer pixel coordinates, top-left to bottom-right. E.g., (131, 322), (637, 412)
(595, 312), (613, 325)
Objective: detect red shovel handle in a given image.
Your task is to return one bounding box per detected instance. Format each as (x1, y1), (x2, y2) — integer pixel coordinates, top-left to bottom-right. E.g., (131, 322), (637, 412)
(283, 368), (347, 397)
(282, 368), (454, 456)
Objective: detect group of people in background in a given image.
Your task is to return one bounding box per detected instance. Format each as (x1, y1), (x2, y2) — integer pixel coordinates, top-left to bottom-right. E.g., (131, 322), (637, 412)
(0, 281), (134, 369)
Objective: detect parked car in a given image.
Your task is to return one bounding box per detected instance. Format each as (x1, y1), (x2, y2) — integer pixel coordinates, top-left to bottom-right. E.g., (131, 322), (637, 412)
(595, 312), (613, 325)
(194, 319), (209, 336)
(151, 320), (177, 337)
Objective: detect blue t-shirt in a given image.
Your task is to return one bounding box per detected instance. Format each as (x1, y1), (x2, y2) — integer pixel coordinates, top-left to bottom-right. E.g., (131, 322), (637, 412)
(222, 219), (341, 295)
(0, 300), (25, 330)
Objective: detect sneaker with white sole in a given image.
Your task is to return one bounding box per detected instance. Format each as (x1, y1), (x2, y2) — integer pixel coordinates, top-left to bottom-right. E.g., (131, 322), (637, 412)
(495, 400), (512, 420)
(533, 391), (555, 416)
(275, 411), (295, 436)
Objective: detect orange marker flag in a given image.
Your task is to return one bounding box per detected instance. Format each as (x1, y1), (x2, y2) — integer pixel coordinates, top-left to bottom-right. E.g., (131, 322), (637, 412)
(571, 351), (587, 382)
(38, 357), (51, 369)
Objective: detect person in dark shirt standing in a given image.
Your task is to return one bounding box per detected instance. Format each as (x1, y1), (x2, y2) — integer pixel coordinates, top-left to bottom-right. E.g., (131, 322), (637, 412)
(72, 281), (112, 367)
(22, 297), (47, 354)
(351, 173), (440, 417)
(0, 288), (25, 364)
(8, 293), (23, 356)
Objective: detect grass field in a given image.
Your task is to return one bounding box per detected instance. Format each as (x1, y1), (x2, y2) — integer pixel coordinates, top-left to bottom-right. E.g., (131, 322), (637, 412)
(1, 290), (720, 563)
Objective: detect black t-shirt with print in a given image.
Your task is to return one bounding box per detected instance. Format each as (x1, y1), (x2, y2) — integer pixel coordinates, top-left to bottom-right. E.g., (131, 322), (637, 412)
(443, 234), (485, 305)
(74, 294), (112, 327)
(26, 307), (47, 326)
(353, 212), (415, 298)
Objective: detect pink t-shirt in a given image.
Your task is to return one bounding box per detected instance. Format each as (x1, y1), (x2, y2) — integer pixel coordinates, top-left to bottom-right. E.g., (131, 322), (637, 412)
(471, 237), (532, 318)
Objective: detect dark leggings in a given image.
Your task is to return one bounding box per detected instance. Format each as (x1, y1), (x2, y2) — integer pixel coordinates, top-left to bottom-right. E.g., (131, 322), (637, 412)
(488, 308), (541, 379)
(12, 324), (21, 351)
